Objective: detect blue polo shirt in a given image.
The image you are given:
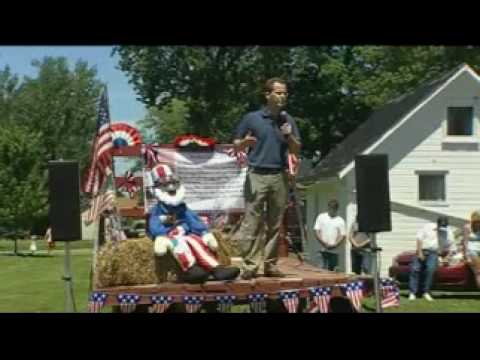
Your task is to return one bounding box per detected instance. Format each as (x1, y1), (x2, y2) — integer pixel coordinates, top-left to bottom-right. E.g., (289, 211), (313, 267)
(233, 107), (301, 169)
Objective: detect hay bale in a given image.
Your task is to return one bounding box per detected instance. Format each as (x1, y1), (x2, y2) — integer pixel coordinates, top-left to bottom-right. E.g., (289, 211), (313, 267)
(96, 238), (156, 288)
(95, 238), (177, 288)
(95, 232), (240, 288)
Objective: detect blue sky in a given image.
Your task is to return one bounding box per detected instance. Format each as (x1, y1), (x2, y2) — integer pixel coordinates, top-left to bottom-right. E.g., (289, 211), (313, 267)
(0, 46), (146, 125)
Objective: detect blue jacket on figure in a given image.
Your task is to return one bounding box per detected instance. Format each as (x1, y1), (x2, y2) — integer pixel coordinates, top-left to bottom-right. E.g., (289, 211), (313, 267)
(148, 202), (208, 239)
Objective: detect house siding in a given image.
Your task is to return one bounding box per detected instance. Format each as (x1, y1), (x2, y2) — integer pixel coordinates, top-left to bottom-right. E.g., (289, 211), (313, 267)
(308, 68), (480, 275)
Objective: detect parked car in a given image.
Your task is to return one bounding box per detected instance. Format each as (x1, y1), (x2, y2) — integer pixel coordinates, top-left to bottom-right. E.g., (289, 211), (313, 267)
(388, 250), (478, 290)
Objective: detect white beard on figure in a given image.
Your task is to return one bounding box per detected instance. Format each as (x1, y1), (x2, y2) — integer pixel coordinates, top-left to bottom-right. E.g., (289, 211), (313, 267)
(154, 184), (186, 207)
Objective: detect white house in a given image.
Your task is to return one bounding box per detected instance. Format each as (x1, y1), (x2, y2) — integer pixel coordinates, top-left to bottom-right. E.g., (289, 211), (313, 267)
(299, 63), (480, 275)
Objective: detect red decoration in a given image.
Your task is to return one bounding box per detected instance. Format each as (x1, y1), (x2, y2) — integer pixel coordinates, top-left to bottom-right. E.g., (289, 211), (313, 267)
(174, 134), (216, 149)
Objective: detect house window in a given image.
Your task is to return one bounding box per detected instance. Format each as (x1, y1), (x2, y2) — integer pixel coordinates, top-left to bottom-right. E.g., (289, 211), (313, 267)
(417, 172), (446, 202)
(447, 107), (473, 136)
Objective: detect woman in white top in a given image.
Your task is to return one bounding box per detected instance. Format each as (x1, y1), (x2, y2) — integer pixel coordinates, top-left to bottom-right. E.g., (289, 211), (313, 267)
(463, 211), (480, 287)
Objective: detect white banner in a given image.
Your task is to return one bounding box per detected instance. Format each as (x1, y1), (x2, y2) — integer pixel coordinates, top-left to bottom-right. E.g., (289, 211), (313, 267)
(144, 148), (247, 214)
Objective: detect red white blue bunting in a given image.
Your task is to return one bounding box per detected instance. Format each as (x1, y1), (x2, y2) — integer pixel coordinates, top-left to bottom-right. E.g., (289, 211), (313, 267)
(88, 292), (108, 313)
(183, 295), (204, 313)
(279, 290), (300, 313)
(117, 294), (141, 313)
(340, 282), (364, 313)
(150, 295), (174, 313)
(381, 278), (400, 309)
(248, 293), (268, 313)
(215, 295), (236, 313)
(174, 135), (216, 149)
(111, 123), (142, 148)
(307, 287), (332, 313)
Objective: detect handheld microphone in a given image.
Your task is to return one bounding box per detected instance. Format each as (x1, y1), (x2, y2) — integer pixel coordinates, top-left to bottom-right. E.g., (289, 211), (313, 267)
(279, 110), (288, 126)
(279, 110), (289, 139)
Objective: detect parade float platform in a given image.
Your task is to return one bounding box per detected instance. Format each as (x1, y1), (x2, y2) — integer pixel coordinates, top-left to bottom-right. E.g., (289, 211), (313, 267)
(92, 257), (373, 309)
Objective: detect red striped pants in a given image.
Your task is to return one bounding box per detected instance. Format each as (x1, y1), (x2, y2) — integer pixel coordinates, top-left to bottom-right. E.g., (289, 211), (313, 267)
(171, 234), (219, 272)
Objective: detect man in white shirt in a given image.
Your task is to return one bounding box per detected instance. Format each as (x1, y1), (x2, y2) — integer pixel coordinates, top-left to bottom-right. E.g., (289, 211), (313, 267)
(408, 216), (454, 301)
(314, 199), (346, 271)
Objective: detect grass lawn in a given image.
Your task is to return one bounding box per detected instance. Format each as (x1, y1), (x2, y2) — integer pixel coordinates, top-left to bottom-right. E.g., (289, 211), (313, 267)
(362, 291), (480, 313)
(0, 239), (93, 313)
(1, 238), (480, 312)
(0, 239), (93, 253)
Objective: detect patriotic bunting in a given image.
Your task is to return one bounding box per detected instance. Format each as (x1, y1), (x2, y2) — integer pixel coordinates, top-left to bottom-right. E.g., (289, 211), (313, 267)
(308, 287), (332, 313)
(110, 122), (142, 148)
(341, 282), (364, 313)
(88, 292), (108, 313)
(279, 291), (300, 313)
(248, 293), (268, 313)
(174, 135), (216, 149)
(183, 296), (204, 313)
(117, 294), (141, 313)
(381, 278), (401, 309)
(215, 295), (236, 313)
(150, 295), (174, 313)
(89, 281), (394, 314)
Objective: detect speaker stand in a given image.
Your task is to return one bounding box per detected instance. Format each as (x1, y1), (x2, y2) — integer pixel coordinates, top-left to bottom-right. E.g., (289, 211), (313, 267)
(370, 233), (383, 313)
(63, 242), (77, 313)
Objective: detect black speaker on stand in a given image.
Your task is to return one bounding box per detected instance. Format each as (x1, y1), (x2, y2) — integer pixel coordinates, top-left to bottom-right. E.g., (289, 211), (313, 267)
(355, 154), (392, 313)
(48, 160), (81, 313)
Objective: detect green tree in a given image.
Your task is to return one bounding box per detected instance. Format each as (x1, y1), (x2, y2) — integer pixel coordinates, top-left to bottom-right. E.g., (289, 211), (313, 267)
(116, 46), (480, 158)
(0, 57), (105, 235)
(114, 46), (295, 142)
(139, 99), (191, 144)
(0, 65), (20, 123)
(12, 57), (103, 168)
(0, 124), (46, 240)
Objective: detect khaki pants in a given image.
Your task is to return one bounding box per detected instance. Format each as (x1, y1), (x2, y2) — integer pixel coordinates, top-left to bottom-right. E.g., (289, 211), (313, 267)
(232, 170), (289, 273)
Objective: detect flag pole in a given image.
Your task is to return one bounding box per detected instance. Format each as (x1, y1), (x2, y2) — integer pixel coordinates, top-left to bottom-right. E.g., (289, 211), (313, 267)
(104, 84), (118, 195)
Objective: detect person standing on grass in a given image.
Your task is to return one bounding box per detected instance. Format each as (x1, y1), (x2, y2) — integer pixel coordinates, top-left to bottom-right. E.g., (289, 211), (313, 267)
(45, 227), (55, 255)
(408, 216), (454, 302)
(313, 199), (346, 271)
(462, 211), (480, 288)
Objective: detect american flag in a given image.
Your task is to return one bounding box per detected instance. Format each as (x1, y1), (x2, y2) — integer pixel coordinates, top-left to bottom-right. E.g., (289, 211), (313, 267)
(224, 147), (248, 168)
(279, 290), (300, 313)
(150, 295), (174, 313)
(82, 86), (114, 195)
(183, 295), (204, 313)
(117, 294), (141, 313)
(142, 144), (163, 169)
(307, 287), (331, 313)
(84, 190), (115, 225)
(381, 278), (400, 309)
(88, 292), (108, 313)
(248, 293), (268, 313)
(119, 170), (139, 198)
(215, 295), (236, 313)
(341, 282), (364, 313)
